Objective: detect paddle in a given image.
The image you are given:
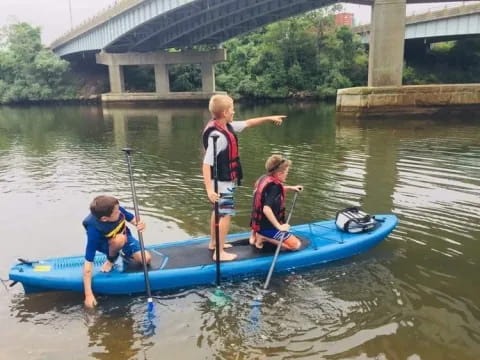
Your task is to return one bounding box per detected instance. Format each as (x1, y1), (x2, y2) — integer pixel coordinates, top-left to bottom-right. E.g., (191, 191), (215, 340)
(264, 190), (299, 289)
(249, 191), (300, 329)
(208, 135), (231, 306)
(212, 134), (221, 285)
(122, 148), (156, 333)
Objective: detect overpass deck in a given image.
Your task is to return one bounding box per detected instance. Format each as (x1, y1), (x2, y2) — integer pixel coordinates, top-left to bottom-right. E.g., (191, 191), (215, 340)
(354, 2), (480, 42)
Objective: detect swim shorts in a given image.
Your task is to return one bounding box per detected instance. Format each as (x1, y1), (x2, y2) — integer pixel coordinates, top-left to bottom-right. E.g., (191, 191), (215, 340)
(98, 234), (141, 258)
(216, 186), (236, 216)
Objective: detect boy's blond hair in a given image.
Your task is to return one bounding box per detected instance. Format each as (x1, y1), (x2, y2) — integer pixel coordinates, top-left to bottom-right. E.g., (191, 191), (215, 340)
(265, 154), (291, 175)
(209, 94), (233, 119)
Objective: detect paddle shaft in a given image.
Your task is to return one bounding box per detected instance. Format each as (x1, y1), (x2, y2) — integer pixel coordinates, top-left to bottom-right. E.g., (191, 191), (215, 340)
(122, 148), (153, 304)
(211, 135), (221, 286)
(263, 191), (299, 290)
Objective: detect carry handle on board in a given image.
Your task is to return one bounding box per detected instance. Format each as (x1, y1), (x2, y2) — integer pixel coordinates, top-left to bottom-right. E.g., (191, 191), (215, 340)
(17, 258), (37, 266)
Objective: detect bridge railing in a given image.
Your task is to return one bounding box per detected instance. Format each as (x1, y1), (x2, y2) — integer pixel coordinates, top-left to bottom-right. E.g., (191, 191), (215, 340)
(353, 2), (480, 34)
(50, 0), (145, 49)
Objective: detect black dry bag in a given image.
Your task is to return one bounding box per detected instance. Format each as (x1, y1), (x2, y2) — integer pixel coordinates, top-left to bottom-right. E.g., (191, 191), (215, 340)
(335, 207), (377, 233)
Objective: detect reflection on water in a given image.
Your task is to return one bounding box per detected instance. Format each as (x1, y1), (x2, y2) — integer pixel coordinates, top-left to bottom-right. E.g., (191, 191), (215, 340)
(0, 104), (479, 359)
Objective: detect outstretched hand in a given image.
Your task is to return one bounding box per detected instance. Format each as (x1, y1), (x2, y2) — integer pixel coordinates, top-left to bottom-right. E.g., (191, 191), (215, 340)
(288, 185), (303, 192)
(270, 115), (286, 125)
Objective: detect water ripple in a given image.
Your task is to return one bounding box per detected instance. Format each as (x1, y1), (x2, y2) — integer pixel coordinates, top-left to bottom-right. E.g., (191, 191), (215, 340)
(1, 105), (480, 359)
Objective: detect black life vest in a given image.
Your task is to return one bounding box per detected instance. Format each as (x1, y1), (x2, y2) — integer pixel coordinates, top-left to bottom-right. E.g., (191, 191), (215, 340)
(202, 120), (243, 185)
(250, 175), (286, 231)
(82, 212), (127, 240)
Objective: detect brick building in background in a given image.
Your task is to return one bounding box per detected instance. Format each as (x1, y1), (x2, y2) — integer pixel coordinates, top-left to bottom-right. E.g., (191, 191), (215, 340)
(335, 12), (354, 27)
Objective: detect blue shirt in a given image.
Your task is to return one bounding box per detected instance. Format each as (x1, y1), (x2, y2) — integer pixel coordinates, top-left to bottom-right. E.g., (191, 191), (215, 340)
(83, 206), (134, 262)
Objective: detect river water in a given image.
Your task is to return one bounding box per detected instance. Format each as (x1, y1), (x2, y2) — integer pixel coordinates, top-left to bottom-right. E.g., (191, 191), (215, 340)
(0, 103), (478, 360)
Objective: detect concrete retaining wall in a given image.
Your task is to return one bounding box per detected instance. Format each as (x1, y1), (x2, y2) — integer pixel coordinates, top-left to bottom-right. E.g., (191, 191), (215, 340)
(336, 84), (480, 116)
(101, 91), (226, 103)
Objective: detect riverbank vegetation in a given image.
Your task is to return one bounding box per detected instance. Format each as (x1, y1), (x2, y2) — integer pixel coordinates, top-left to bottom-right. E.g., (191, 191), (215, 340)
(215, 9), (367, 99)
(2, 11), (480, 104)
(168, 9), (480, 98)
(0, 23), (76, 104)
(403, 39), (480, 85)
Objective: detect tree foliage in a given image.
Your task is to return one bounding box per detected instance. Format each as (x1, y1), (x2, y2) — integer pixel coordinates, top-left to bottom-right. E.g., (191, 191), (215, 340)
(403, 38), (480, 85)
(215, 8), (368, 99)
(0, 23), (76, 104)
(5, 15), (479, 104)
(169, 64), (201, 92)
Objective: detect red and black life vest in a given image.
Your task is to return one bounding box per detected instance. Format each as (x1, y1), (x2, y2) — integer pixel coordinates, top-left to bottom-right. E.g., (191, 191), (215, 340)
(202, 120), (243, 185)
(250, 175), (286, 231)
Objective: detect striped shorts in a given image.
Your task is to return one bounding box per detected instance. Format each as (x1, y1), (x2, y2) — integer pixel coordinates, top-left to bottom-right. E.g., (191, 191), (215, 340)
(217, 187), (236, 216)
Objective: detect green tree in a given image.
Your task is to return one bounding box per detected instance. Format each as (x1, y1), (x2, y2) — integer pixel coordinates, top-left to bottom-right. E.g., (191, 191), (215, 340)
(169, 64), (201, 91)
(404, 38), (480, 84)
(0, 23), (75, 104)
(165, 7), (368, 99)
(215, 8), (368, 99)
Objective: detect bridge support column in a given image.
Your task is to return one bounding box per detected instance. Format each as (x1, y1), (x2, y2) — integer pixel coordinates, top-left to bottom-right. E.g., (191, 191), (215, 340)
(154, 64), (170, 94)
(201, 63), (215, 92)
(368, 0), (406, 86)
(108, 65), (125, 93)
(96, 49), (226, 102)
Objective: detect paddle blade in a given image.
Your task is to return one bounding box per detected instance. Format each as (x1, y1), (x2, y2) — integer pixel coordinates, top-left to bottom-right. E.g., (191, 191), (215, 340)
(147, 298), (154, 313)
(248, 296), (262, 332)
(142, 298), (156, 337)
(209, 288), (231, 307)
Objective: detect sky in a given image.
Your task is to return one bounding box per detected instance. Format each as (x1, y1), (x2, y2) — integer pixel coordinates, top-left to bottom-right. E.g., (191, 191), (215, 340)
(0, 0), (474, 45)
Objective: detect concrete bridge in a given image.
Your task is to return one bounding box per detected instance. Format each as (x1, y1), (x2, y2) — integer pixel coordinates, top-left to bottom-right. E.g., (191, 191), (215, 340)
(49, 0), (480, 111)
(354, 3), (480, 44)
(336, 2), (480, 116)
(52, 0), (372, 100)
(51, 0), (367, 57)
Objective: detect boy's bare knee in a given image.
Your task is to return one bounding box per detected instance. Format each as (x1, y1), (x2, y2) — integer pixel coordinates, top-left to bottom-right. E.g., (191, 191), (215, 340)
(145, 251), (152, 264)
(132, 250), (151, 264)
(109, 234), (127, 250)
(282, 235), (301, 251)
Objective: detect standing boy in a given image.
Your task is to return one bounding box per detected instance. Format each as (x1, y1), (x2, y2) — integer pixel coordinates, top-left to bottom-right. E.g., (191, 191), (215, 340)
(82, 195), (151, 308)
(202, 94), (286, 261)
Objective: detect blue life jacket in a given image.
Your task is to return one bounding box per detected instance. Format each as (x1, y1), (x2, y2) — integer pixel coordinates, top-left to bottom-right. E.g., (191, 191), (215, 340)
(82, 212), (129, 241)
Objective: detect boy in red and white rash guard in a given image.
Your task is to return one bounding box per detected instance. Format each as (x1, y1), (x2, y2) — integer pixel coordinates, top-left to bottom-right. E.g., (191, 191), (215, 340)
(202, 94), (286, 261)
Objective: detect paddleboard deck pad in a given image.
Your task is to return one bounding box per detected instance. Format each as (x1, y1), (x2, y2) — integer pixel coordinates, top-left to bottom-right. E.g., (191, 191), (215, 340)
(9, 215), (397, 294)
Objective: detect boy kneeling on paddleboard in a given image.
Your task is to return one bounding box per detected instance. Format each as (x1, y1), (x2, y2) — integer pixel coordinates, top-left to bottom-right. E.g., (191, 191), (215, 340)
(82, 195), (151, 308)
(250, 155), (303, 251)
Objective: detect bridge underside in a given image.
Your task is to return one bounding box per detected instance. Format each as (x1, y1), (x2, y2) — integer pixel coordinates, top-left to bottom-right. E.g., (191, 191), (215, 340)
(51, 0), (480, 108)
(52, 0), (478, 56)
(105, 0), (342, 53)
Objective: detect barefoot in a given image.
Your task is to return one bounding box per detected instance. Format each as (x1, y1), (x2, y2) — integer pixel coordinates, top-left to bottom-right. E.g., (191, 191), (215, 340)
(208, 243), (233, 250)
(212, 251), (237, 262)
(255, 235), (264, 249)
(249, 234), (256, 246)
(100, 260), (115, 272)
